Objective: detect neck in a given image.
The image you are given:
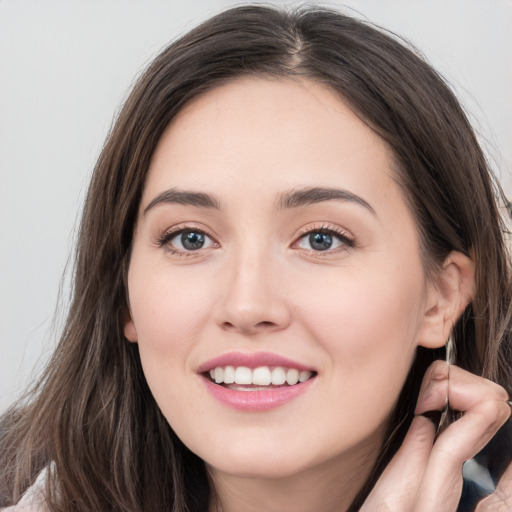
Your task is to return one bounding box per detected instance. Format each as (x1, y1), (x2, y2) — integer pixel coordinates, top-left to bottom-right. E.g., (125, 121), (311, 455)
(207, 436), (381, 512)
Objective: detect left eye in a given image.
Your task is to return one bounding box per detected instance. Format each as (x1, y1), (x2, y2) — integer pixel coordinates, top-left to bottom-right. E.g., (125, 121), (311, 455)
(169, 230), (215, 251)
(296, 230), (351, 252)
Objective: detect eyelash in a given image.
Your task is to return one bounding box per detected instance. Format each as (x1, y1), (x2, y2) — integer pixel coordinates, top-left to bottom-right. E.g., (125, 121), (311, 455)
(156, 223), (355, 257)
(293, 224), (355, 254)
(156, 225), (218, 258)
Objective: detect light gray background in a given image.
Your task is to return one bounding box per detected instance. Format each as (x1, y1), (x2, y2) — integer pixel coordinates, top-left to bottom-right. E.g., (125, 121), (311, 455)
(1, 0), (511, 413)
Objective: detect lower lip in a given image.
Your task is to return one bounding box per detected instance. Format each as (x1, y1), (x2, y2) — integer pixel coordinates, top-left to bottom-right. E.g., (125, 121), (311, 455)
(201, 376), (315, 411)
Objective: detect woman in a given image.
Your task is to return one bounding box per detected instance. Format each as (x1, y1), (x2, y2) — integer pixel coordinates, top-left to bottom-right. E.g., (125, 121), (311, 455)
(1, 5), (511, 511)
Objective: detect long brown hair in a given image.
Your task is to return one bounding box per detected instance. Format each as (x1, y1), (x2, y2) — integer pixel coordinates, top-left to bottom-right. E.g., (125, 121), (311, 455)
(1, 5), (511, 511)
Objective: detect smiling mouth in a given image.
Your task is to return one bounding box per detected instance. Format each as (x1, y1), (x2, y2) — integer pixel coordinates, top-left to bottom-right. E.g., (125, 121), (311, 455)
(205, 365), (316, 390)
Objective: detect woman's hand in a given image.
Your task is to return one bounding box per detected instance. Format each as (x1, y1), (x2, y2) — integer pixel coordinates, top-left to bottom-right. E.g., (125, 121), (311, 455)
(360, 361), (511, 512)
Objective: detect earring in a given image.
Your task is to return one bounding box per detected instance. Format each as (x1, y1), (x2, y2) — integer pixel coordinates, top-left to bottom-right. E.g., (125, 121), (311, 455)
(435, 334), (460, 437)
(445, 334), (456, 366)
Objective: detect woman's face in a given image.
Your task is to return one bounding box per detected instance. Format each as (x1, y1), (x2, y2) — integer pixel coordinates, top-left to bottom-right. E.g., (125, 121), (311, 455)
(125, 77), (439, 482)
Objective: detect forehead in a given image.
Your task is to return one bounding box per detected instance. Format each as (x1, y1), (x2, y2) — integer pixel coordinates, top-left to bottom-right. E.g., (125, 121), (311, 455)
(145, 77), (398, 201)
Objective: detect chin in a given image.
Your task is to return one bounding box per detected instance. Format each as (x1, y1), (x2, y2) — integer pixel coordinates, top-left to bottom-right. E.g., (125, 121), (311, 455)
(198, 436), (337, 481)
(206, 454), (308, 480)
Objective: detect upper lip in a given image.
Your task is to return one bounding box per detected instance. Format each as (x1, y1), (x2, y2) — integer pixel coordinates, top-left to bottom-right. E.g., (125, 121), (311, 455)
(197, 351), (315, 373)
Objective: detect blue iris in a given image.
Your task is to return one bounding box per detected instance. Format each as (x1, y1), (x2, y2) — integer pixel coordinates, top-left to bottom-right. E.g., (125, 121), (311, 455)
(309, 232), (332, 251)
(181, 231), (205, 250)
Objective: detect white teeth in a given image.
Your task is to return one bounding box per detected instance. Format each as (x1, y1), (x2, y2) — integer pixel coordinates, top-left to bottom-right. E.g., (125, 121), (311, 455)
(299, 370), (312, 382)
(234, 366), (252, 385)
(271, 367), (286, 385)
(253, 366), (272, 386)
(207, 365), (314, 386)
(223, 365), (235, 384)
(286, 368), (299, 385)
(214, 367), (224, 384)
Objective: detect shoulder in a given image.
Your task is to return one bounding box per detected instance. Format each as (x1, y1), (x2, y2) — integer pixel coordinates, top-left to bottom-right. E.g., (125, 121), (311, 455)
(1, 467), (50, 512)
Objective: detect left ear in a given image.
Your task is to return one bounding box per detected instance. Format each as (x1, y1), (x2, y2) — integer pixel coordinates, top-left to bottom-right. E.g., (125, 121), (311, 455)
(417, 251), (475, 349)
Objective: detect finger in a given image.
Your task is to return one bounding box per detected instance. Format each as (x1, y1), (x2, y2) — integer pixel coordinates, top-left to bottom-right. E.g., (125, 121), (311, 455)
(414, 360), (450, 416)
(416, 364), (510, 461)
(414, 401), (509, 511)
(441, 365), (508, 412)
(360, 415), (436, 512)
(413, 364), (510, 511)
(415, 362), (508, 417)
(434, 399), (510, 461)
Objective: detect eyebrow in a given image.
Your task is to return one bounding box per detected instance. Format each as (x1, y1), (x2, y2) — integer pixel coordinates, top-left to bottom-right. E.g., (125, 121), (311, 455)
(143, 186), (375, 216)
(144, 188), (221, 214)
(276, 187), (376, 215)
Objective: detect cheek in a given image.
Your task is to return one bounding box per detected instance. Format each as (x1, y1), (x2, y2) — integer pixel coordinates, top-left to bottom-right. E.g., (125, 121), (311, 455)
(129, 264), (214, 350)
(126, 261), (218, 408)
(127, 266), (219, 435)
(293, 261), (425, 397)
(298, 270), (423, 335)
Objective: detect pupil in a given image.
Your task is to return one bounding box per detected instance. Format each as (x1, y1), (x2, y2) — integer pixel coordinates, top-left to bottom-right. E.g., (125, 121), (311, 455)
(181, 232), (205, 250)
(309, 232), (332, 251)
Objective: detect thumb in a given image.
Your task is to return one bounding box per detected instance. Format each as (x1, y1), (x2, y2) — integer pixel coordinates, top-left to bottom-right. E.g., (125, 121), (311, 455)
(360, 415), (436, 511)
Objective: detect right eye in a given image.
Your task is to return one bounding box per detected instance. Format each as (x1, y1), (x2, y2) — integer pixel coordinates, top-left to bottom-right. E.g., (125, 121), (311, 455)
(171, 230), (214, 251)
(159, 228), (217, 256)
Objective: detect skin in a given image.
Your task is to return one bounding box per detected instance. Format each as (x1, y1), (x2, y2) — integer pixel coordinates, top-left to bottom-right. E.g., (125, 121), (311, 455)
(124, 77), (509, 511)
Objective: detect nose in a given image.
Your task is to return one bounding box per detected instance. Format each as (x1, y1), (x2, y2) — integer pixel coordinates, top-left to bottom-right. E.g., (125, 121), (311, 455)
(215, 247), (291, 335)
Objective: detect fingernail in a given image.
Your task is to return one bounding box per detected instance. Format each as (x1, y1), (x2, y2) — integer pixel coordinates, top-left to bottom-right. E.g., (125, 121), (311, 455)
(430, 360), (450, 382)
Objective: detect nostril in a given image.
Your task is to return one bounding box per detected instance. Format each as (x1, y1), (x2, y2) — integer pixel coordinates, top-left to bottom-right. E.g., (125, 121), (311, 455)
(221, 320), (277, 333)
(256, 321), (276, 329)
